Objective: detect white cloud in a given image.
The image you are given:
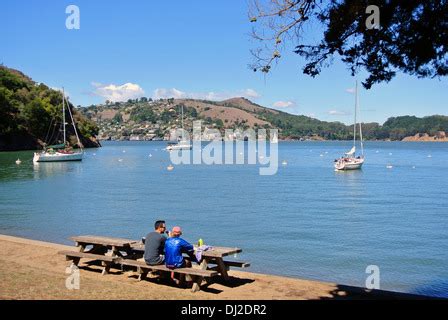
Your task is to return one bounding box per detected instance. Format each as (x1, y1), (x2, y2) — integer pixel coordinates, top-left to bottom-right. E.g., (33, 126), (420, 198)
(272, 101), (295, 108)
(242, 89), (260, 99)
(92, 82), (145, 102)
(328, 110), (351, 116)
(346, 87), (355, 94)
(152, 88), (260, 101)
(153, 88), (186, 100)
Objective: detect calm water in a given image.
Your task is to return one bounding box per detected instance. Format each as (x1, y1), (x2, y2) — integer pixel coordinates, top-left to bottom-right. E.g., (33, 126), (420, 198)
(0, 141), (447, 297)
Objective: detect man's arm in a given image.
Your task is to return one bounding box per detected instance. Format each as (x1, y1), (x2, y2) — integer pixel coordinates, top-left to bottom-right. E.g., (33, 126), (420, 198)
(181, 239), (198, 263)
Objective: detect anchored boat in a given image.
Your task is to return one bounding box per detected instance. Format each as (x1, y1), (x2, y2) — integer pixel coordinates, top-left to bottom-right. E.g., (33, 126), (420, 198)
(334, 81), (365, 171)
(33, 88), (83, 163)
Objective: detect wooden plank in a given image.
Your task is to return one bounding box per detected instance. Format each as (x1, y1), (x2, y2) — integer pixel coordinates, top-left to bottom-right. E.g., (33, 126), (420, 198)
(191, 258), (209, 292)
(58, 250), (121, 263)
(195, 246), (242, 258)
(120, 260), (217, 278)
(210, 260), (250, 268)
(70, 235), (137, 247)
(215, 257), (230, 280)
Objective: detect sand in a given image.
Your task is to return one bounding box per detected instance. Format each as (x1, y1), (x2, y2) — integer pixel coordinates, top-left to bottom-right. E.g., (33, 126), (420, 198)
(0, 234), (425, 300)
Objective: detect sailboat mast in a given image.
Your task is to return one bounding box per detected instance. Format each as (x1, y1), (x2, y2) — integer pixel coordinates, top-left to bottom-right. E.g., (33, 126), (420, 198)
(62, 88), (66, 145)
(65, 94), (83, 150)
(181, 104), (184, 129)
(358, 81), (364, 156)
(353, 81), (357, 148)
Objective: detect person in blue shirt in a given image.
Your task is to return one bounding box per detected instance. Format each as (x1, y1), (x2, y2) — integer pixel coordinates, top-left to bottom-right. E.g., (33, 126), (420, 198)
(165, 226), (197, 268)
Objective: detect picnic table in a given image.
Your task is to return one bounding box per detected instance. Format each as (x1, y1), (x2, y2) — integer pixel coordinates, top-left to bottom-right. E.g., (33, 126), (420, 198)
(59, 235), (250, 292)
(62, 235), (138, 275)
(130, 243), (247, 292)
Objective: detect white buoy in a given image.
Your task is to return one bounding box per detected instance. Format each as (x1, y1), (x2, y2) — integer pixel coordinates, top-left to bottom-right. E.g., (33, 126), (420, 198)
(167, 164), (174, 171)
(149, 154), (152, 158)
(118, 158), (123, 162)
(320, 154), (324, 157)
(15, 158), (21, 165)
(427, 154), (432, 158)
(122, 150), (126, 153)
(282, 160), (288, 166)
(389, 152), (393, 156)
(412, 166), (416, 169)
(386, 165), (393, 169)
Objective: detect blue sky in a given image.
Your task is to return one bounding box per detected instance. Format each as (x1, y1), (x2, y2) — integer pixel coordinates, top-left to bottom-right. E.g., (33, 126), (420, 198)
(1, 0), (446, 124)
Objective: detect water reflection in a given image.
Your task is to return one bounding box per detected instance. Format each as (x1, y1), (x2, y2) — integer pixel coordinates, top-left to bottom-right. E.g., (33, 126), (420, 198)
(0, 150), (81, 182)
(32, 161), (80, 180)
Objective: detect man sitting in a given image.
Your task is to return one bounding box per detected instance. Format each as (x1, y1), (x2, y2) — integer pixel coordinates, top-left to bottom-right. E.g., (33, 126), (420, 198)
(165, 226), (197, 285)
(143, 220), (167, 265)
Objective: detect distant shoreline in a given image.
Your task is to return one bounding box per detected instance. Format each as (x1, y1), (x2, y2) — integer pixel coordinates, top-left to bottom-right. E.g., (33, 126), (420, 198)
(2, 138), (447, 153)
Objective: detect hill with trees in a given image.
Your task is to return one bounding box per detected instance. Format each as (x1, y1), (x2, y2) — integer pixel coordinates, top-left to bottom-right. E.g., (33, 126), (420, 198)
(0, 66), (100, 151)
(79, 96), (448, 142)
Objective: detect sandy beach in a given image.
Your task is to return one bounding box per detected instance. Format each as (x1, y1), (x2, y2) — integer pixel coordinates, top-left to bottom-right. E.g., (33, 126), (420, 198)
(0, 234), (428, 300)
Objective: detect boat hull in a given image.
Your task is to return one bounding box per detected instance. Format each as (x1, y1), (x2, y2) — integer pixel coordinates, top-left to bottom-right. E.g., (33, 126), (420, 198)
(166, 142), (192, 151)
(33, 152), (83, 162)
(334, 158), (364, 171)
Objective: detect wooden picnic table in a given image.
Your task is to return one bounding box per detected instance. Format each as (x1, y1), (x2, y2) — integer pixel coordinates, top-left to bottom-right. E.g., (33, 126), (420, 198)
(64, 235), (248, 292)
(70, 235), (138, 274)
(130, 242), (242, 291)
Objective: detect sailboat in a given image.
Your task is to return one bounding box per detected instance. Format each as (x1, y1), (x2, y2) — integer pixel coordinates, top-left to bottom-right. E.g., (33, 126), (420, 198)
(334, 81), (365, 171)
(33, 89), (84, 162)
(166, 104), (192, 151)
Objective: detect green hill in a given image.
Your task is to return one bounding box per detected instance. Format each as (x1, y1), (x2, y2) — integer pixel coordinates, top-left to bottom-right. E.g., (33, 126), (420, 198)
(80, 97), (448, 142)
(0, 66), (100, 151)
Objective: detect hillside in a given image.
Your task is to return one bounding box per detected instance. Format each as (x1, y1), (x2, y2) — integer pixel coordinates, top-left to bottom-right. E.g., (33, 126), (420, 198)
(0, 66), (100, 151)
(79, 97), (448, 142)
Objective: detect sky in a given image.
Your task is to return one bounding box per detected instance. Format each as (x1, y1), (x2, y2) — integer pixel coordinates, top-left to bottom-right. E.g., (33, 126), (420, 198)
(1, 0), (447, 125)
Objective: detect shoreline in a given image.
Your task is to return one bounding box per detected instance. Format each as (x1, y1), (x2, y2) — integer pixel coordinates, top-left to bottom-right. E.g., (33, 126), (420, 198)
(0, 234), (434, 300)
(1, 139), (447, 153)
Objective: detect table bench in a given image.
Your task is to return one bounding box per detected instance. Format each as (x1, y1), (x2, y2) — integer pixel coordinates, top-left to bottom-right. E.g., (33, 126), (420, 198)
(58, 250), (123, 275)
(119, 259), (217, 292)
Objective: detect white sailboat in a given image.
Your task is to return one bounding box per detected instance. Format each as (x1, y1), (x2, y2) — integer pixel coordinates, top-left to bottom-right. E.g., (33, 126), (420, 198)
(334, 81), (365, 171)
(166, 104), (192, 151)
(33, 88), (83, 162)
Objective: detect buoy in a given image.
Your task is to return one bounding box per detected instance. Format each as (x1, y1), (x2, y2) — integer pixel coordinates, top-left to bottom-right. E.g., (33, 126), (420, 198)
(389, 153), (393, 156)
(167, 164), (174, 171)
(282, 160), (288, 166)
(386, 165), (393, 169)
(427, 155), (432, 158)
(15, 158), (21, 165)
(149, 154), (152, 158)
(320, 154), (324, 157)
(412, 166), (416, 169)
(122, 150), (126, 153)
(118, 158), (123, 162)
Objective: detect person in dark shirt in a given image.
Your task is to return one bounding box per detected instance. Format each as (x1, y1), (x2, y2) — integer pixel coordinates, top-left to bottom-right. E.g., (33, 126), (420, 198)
(143, 220), (167, 265)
